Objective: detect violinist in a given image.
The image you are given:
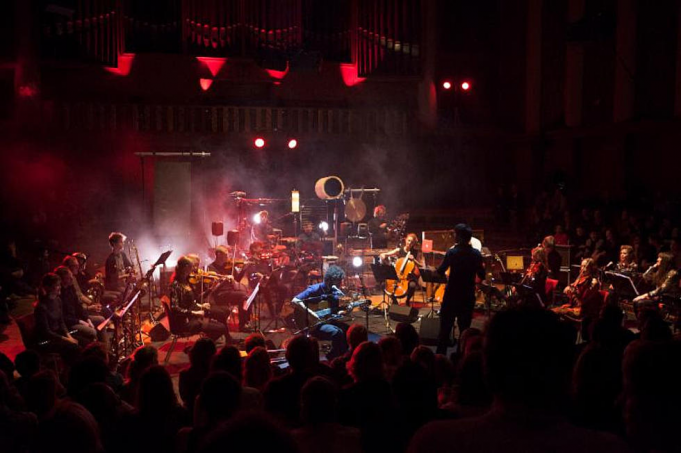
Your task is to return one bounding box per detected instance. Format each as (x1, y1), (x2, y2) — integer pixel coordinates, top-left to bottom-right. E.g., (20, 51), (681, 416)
(515, 246), (548, 305)
(207, 245), (250, 331)
(104, 232), (133, 292)
(169, 255), (230, 341)
(554, 258), (602, 338)
(380, 233), (424, 306)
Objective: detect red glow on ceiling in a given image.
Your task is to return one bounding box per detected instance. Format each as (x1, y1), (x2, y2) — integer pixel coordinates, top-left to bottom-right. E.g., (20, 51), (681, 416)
(265, 65), (289, 80)
(196, 57), (227, 77)
(199, 78), (213, 91)
(105, 53), (135, 76)
(340, 63), (366, 87)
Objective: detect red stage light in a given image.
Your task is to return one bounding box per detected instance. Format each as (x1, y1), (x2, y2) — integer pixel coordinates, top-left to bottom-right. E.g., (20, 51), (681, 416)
(442, 81), (452, 90)
(254, 138), (266, 148)
(105, 53), (136, 76)
(199, 79), (213, 91)
(288, 139), (298, 149)
(196, 57), (227, 77)
(339, 63), (366, 87)
(461, 81), (471, 91)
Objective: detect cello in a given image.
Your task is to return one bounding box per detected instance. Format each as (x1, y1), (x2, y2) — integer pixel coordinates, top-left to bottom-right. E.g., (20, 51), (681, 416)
(385, 249), (420, 299)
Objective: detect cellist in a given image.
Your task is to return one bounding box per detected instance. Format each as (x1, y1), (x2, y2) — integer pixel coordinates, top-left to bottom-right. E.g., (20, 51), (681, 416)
(380, 233), (424, 306)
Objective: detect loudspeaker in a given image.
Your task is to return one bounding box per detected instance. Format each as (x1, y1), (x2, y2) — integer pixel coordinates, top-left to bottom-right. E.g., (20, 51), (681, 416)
(211, 222), (224, 236)
(419, 316), (452, 346)
(388, 305), (419, 324)
(227, 230), (239, 246)
(148, 323), (170, 342)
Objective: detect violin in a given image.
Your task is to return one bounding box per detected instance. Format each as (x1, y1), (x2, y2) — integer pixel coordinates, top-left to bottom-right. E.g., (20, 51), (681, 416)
(189, 269), (225, 285)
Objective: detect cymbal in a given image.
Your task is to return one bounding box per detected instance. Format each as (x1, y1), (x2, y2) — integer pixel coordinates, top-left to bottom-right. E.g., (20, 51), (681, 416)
(273, 245), (288, 251)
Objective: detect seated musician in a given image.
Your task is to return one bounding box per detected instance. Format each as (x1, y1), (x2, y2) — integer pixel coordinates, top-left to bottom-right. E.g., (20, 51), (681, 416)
(615, 245), (638, 274)
(633, 252), (680, 309)
(104, 232), (133, 293)
(553, 258), (602, 338)
(291, 265), (349, 361)
(380, 233), (424, 306)
(169, 256), (230, 342)
(207, 245), (250, 331)
(252, 210), (274, 245)
(513, 246), (548, 306)
(54, 266), (107, 346)
(296, 221), (322, 255)
(63, 255), (102, 315)
(368, 205), (389, 249)
(541, 235), (562, 278)
(33, 273), (80, 363)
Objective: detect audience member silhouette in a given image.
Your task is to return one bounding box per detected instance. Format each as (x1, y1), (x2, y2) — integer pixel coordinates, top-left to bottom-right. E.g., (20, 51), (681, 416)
(292, 376), (362, 453)
(395, 322), (420, 357)
(35, 400), (102, 453)
(409, 308), (631, 453)
(179, 338), (216, 416)
(243, 346), (273, 392)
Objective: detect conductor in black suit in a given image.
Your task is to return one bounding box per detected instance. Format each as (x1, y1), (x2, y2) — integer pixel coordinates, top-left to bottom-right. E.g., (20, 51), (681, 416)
(436, 224), (485, 354)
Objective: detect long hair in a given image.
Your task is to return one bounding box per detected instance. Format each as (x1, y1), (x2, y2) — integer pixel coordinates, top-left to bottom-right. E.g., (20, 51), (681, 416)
(531, 247), (548, 269)
(654, 252), (675, 287)
(578, 258), (597, 279)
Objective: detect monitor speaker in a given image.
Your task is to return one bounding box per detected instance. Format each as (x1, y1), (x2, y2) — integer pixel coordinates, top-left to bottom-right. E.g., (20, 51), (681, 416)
(388, 305), (419, 324)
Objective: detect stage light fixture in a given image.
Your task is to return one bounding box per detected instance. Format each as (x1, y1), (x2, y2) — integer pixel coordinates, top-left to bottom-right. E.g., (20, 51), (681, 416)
(352, 256), (363, 268)
(253, 213), (262, 224)
(291, 190), (300, 213)
(442, 81), (452, 90)
(288, 139), (298, 149)
(319, 221), (329, 232)
(254, 138), (265, 148)
(461, 81), (471, 91)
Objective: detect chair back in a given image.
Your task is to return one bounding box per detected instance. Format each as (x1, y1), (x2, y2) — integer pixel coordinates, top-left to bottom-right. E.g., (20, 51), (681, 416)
(161, 296), (185, 335)
(545, 278), (559, 301)
(16, 313), (38, 350)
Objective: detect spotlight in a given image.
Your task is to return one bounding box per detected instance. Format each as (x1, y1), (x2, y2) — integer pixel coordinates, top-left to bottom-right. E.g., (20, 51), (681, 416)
(253, 213), (262, 224)
(254, 138), (265, 148)
(352, 256), (363, 268)
(288, 139), (298, 149)
(442, 81), (452, 90)
(461, 81), (471, 91)
(319, 221), (329, 232)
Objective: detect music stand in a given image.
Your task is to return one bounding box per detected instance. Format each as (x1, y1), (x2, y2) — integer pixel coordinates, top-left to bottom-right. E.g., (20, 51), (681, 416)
(370, 263), (398, 333)
(605, 271), (640, 299)
(146, 250), (172, 322)
(420, 268), (447, 318)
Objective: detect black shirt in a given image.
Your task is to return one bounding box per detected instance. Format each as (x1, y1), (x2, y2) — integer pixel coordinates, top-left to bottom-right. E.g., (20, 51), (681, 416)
(34, 295), (69, 342)
(437, 244), (485, 306)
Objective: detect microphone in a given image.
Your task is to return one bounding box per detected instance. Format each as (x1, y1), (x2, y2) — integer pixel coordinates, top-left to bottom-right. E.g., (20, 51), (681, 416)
(332, 285), (345, 297)
(605, 262), (614, 270)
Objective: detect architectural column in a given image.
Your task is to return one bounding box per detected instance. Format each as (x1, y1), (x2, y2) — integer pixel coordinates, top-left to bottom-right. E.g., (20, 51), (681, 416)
(564, 0), (585, 127)
(525, 0), (543, 133)
(613, 0), (637, 122)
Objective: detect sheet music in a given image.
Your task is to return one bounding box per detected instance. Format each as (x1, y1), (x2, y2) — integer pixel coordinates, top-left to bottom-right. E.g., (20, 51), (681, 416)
(243, 281), (260, 311)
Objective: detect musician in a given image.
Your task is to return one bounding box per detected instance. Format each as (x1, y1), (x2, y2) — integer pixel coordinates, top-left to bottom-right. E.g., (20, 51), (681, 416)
(615, 245), (638, 274)
(104, 232), (133, 292)
(435, 224), (485, 355)
(517, 246), (549, 305)
(169, 256), (230, 341)
(633, 252), (680, 308)
(296, 222), (322, 255)
(541, 235), (562, 278)
(54, 266), (106, 346)
(380, 233), (424, 306)
(252, 210), (274, 244)
(207, 245), (250, 331)
(368, 205), (389, 249)
(554, 258), (602, 339)
(291, 265), (349, 360)
(33, 273), (80, 362)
